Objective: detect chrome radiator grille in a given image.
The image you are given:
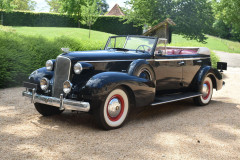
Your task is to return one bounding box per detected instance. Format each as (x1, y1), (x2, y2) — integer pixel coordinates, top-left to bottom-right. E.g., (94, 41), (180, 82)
(52, 56), (71, 98)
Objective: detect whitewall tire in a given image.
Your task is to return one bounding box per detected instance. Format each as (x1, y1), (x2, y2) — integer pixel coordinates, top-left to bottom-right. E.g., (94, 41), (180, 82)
(194, 76), (213, 106)
(95, 87), (130, 130)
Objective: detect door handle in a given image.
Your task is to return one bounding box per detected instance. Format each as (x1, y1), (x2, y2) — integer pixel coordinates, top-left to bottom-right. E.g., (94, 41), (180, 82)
(197, 60), (202, 63)
(178, 61), (185, 66)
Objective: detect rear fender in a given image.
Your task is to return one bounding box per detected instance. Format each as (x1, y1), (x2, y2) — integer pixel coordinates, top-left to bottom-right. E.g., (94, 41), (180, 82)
(191, 66), (223, 91)
(128, 59), (156, 84)
(82, 72), (155, 107)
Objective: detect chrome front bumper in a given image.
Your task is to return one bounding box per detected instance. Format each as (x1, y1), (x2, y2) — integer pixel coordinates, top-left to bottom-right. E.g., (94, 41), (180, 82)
(22, 89), (90, 112)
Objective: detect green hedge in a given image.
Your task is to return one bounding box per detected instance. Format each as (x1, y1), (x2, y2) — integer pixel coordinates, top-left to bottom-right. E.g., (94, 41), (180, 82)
(0, 29), (104, 88)
(0, 27), (219, 88)
(0, 10), (142, 35)
(86, 17), (142, 35)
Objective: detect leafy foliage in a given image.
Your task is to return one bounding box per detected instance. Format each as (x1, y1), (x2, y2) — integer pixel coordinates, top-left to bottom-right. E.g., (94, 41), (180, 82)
(81, 0), (99, 38)
(12, 0), (36, 11)
(0, 10), (77, 27)
(58, 0), (109, 26)
(0, 10), (142, 35)
(0, 28), (105, 88)
(0, 0), (14, 10)
(124, 0), (214, 42)
(97, 0), (108, 14)
(212, 0), (240, 41)
(0, 0), (14, 24)
(59, 0), (85, 27)
(213, 0), (240, 33)
(46, 0), (61, 13)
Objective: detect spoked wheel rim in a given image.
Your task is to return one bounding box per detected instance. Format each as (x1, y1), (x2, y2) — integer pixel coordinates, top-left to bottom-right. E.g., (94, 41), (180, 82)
(107, 94), (125, 122)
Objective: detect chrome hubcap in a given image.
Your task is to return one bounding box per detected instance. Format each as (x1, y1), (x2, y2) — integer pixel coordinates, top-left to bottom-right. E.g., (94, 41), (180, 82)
(202, 83), (209, 98)
(108, 98), (122, 118)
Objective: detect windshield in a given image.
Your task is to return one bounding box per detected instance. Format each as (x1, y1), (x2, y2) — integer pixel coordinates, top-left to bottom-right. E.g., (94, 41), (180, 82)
(105, 36), (157, 54)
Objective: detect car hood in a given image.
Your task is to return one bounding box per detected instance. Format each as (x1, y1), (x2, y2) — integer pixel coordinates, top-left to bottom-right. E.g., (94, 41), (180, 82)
(61, 50), (152, 61)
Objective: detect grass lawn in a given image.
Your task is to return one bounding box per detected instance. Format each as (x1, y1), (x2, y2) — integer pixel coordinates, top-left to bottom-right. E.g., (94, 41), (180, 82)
(13, 26), (113, 43)
(170, 34), (240, 53)
(13, 27), (240, 53)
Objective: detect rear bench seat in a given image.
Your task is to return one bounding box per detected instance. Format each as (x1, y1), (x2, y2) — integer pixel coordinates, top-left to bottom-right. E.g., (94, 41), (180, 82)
(166, 49), (198, 55)
(155, 47), (210, 56)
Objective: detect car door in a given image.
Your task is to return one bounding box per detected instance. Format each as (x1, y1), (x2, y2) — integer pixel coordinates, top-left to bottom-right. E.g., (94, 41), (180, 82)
(153, 54), (184, 93)
(182, 56), (202, 88)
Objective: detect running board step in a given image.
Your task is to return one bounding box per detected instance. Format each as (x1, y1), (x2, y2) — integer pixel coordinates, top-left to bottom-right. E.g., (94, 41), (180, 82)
(151, 92), (202, 106)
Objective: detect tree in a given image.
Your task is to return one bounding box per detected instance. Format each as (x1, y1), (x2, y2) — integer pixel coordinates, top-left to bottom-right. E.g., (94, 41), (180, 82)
(212, 0), (240, 41)
(81, 0), (99, 38)
(11, 0), (36, 11)
(0, 0), (14, 25)
(97, 0), (108, 14)
(46, 0), (61, 13)
(59, 0), (85, 27)
(124, 0), (214, 42)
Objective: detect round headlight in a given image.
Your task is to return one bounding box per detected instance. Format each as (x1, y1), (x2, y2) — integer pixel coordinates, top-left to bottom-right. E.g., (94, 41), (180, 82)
(46, 60), (53, 71)
(74, 62), (83, 74)
(40, 77), (49, 91)
(63, 80), (72, 94)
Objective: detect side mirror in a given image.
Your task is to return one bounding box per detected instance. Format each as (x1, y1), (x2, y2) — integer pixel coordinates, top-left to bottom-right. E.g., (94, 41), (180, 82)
(61, 48), (70, 54)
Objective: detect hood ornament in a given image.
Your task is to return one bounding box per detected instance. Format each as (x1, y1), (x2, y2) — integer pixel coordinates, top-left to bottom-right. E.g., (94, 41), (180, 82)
(61, 48), (70, 54)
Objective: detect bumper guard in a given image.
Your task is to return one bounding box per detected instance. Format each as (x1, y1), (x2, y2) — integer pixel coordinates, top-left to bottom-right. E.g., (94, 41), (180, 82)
(22, 89), (90, 112)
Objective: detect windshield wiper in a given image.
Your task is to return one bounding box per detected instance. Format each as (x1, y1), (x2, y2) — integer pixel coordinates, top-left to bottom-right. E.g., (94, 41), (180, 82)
(108, 48), (129, 52)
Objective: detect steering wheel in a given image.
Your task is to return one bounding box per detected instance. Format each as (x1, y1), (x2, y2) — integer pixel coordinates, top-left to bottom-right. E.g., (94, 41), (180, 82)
(136, 45), (152, 53)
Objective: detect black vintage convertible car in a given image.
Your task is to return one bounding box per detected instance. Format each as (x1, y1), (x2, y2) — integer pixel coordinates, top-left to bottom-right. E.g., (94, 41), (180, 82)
(22, 35), (226, 130)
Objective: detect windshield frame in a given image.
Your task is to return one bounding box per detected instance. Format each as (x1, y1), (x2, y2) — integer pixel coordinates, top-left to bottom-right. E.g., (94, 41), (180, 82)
(104, 35), (158, 55)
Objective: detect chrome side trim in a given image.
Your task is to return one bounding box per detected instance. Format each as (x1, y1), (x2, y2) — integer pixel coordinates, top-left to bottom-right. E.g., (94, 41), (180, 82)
(151, 93), (202, 106)
(148, 57), (210, 62)
(22, 91), (90, 112)
(80, 57), (210, 63)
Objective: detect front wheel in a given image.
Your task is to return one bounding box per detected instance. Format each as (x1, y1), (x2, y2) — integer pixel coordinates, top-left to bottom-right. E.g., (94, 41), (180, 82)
(193, 76), (213, 106)
(94, 87), (130, 130)
(34, 103), (64, 116)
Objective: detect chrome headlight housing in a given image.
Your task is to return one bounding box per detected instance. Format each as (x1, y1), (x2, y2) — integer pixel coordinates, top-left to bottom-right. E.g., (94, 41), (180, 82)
(46, 60), (54, 71)
(74, 62), (83, 74)
(63, 80), (72, 94)
(40, 77), (49, 91)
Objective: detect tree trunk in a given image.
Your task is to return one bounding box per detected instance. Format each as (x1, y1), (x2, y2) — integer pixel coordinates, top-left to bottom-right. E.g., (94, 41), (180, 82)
(1, 12), (3, 25)
(77, 15), (81, 28)
(89, 25), (91, 39)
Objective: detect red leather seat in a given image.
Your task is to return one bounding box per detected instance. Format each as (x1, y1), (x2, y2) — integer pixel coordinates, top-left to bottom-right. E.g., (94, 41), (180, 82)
(180, 50), (197, 55)
(156, 48), (198, 55)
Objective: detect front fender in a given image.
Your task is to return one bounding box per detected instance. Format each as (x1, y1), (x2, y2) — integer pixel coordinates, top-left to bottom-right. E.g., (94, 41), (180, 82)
(81, 72), (155, 107)
(29, 67), (54, 84)
(192, 66), (223, 91)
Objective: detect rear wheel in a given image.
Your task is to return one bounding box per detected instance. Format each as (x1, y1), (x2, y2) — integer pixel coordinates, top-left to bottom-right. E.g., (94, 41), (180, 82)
(194, 76), (213, 106)
(34, 103), (64, 116)
(94, 87), (130, 130)
(132, 64), (156, 84)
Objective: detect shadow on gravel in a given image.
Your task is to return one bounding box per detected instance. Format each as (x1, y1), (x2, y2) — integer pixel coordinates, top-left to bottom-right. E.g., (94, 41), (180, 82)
(1, 99), (240, 159)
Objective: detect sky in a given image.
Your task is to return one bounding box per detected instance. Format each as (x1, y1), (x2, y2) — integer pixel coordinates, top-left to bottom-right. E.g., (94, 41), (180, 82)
(34, 0), (127, 12)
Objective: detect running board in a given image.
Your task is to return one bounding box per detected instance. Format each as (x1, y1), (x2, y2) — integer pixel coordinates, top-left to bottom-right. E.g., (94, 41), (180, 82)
(151, 92), (202, 106)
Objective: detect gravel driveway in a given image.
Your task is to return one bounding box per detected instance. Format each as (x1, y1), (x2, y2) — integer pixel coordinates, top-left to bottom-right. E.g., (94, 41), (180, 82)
(214, 50), (240, 68)
(0, 67), (240, 160)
